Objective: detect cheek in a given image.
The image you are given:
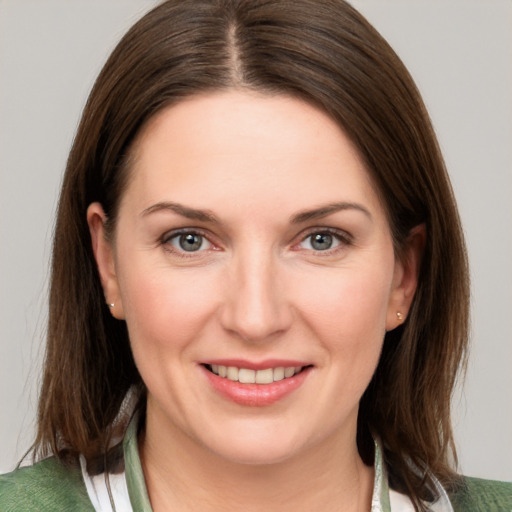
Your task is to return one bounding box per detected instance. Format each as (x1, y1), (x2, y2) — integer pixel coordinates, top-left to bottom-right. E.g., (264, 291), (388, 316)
(292, 263), (393, 356)
(118, 264), (220, 350)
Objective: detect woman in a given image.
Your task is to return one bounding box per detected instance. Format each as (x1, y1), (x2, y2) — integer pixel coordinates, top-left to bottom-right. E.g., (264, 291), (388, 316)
(1, 1), (510, 510)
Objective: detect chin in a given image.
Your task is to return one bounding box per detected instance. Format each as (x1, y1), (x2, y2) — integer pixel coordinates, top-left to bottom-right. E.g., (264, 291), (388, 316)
(200, 424), (307, 466)
(213, 442), (299, 466)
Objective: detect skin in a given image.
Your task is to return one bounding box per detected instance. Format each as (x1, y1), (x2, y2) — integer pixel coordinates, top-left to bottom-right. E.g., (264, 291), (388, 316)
(88, 91), (424, 511)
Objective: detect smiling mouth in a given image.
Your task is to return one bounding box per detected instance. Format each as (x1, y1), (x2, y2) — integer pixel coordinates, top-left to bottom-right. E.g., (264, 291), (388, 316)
(204, 364), (310, 384)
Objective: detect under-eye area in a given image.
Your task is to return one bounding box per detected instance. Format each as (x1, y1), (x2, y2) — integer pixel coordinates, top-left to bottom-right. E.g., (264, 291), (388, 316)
(203, 364), (313, 384)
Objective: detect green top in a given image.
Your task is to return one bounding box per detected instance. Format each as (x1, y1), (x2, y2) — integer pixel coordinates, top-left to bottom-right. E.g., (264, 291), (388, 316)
(1, 420), (511, 512)
(0, 456), (93, 511)
(450, 477), (512, 511)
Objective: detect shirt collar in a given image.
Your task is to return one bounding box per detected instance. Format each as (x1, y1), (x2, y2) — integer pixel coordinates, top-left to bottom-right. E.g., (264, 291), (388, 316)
(372, 437), (392, 512)
(123, 412), (152, 511)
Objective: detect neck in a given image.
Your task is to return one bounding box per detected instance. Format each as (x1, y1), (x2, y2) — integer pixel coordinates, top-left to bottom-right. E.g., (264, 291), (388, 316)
(139, 405), (374, 512)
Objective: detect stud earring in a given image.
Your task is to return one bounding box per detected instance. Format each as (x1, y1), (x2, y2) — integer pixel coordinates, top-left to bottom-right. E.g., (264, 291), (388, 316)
(108, 303), (114, 308)
(396, 311), (404, 322)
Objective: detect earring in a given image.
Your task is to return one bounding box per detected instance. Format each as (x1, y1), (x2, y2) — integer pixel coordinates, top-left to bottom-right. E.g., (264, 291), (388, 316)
(396, 312), (404, 322)
(108, 303), (114, 308)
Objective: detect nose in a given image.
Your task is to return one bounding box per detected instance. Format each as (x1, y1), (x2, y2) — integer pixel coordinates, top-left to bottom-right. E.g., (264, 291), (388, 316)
(219, 246), (293, 342)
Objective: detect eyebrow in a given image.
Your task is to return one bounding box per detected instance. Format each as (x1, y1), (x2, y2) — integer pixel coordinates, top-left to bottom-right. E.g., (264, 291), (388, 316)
(140, 201), (218, 223)
(140, 200), (372, 224)
(290, 202), (372, 224)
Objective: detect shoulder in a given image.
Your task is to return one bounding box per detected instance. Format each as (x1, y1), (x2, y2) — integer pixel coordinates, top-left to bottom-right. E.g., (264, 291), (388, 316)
(449, 476), (512, 512)
(0, 457), (94, 511)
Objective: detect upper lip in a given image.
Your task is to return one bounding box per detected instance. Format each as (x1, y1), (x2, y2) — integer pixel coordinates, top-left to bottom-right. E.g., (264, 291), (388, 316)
(200, 359), (311, 370)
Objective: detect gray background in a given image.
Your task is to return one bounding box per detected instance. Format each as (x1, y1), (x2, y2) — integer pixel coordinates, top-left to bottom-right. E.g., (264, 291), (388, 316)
(1, 1), (511, 480)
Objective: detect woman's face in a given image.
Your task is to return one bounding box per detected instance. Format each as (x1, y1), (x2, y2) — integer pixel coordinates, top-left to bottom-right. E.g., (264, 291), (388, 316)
(89, 91), (419, 465)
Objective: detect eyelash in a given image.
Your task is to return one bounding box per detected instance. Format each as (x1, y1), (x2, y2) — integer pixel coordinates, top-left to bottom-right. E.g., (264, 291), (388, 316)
(160, 227), (353, 258)
(295, 228), (353, 255)
(160, 228), (216, 258)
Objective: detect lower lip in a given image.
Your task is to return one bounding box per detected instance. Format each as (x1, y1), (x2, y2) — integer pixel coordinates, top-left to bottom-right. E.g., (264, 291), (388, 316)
(201, 365), (312, 407)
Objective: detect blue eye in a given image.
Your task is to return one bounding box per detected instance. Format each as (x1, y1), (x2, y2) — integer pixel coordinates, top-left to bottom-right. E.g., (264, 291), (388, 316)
(310, 233), (334, 251)
(299, 231), (344, 251)
(168, 232), (209, 252)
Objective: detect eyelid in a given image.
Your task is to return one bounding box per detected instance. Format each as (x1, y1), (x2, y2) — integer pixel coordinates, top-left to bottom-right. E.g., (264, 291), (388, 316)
(159, 226), (352, 257)
(294, 227), (353, 252)
(160, 227), (218, 256)
(161, 227), (209, 243)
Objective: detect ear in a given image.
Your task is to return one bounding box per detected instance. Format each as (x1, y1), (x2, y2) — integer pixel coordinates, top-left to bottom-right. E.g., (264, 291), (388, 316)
(386, 224), (426, 331)
(87, 202), (125, 319)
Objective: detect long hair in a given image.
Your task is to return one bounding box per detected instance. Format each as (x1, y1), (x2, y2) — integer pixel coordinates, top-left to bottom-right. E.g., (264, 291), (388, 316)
(34, 1), (469, 509)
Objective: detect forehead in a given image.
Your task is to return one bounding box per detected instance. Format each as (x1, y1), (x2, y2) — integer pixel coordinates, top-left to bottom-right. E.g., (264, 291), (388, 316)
(121, 91), (385, 221)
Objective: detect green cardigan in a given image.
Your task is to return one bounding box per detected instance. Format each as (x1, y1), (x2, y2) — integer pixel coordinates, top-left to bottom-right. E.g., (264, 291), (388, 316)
(1, 456), (511, 512)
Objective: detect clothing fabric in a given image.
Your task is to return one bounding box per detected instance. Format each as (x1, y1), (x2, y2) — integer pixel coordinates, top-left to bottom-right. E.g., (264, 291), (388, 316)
(1, 416), (511, 511)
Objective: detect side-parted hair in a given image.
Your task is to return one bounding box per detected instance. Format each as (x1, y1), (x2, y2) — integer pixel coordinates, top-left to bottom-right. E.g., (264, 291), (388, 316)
(34, 1), (469, 510)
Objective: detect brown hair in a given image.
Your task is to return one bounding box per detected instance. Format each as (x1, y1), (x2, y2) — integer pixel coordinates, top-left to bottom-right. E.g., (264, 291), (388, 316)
(34, 1), (469, 509)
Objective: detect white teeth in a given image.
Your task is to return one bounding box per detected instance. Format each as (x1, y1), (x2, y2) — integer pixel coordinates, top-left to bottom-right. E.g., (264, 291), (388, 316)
(209, 364), (304, 383)
(273, 367), (285, 381)
(284, 367), (295, 378)
(226, 366), (239, 381)
(255, 368), (274, 384)
(239, 368), (256, 383)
